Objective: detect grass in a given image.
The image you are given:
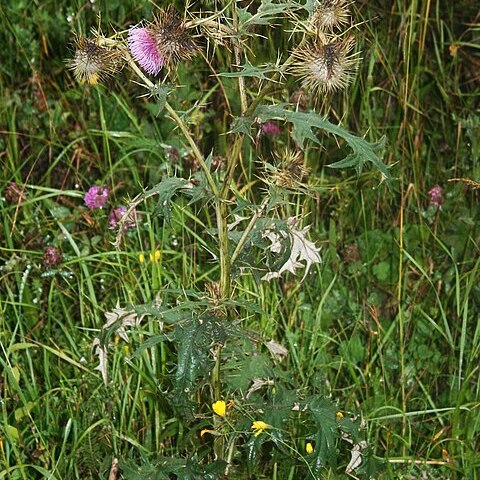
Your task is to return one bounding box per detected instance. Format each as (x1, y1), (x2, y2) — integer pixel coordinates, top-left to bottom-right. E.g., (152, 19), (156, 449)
(1, 0), (479, 479)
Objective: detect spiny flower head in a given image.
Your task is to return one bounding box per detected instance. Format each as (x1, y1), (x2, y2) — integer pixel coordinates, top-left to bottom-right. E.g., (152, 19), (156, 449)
(311, 0), (352, 32)
(128, 7), (198, 75)
(84, 185), (109, 209)
(292, 35), (359, 94)
(267, 150), (310, 190)
(68, 37), (119, 85)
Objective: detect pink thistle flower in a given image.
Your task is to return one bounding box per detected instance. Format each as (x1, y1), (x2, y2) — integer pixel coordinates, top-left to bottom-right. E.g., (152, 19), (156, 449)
(261, 121), (282, 136)
(128, 27), (165, 76)
(43, 246), (63, 269)
(428, 185), (443, 208)
(109, 206), (138, 230)
(84, 186), (109, 209)
(128, 8), (197, 75)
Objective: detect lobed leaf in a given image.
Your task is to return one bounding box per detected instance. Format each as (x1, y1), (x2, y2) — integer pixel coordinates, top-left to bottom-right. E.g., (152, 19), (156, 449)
(255, 104), (390, 182)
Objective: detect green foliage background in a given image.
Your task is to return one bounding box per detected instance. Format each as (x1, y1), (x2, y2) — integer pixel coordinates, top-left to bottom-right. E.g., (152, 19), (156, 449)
(0, 0), (479, 479)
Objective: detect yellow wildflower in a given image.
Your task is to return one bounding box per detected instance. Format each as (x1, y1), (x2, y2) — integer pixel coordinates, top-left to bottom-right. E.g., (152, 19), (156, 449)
(336, 411), (344, 420)
(251, 420), (270, 437)
(306, 442), (314, 454)
(212, 400), (226, 417)
(139, 253), (145, 263)
(150, 250), (161, 263)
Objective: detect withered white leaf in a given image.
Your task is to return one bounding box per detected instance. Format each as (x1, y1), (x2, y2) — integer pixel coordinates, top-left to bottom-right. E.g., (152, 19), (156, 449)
(228, 214), (249, 231)
(262, 217), (321, 281)
(92, 337), (108, 385)
(103, 303), (144, 342)
(266, 339), (288, 361)
(246, 378), (275, 398)
(345, 441), (368, 474)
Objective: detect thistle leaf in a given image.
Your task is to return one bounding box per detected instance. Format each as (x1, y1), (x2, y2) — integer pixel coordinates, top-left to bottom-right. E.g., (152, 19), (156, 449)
(151, 177), (193, 222)
(255, 104), (390, 181)
(238, 0), (294, 28)
(308, 398), (340, 475)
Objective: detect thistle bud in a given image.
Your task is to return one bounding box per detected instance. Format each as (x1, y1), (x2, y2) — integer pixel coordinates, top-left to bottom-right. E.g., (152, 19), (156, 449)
(311, 0), (352, 32)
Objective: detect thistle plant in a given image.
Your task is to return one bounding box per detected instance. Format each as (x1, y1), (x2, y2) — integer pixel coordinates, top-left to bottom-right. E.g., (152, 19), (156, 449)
(69, 2), (387, 478)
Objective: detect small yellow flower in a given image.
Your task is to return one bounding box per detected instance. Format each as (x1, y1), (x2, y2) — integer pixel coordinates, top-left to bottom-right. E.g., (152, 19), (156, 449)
(212, 400), (226, 417)
(150, 250), (161, 263)
(441, 448), (451, 463)
(251, 420), (270, 437)
(336, 411), (344, 420)
(306, 442), (314, 454)
(139, 253), (145, 263)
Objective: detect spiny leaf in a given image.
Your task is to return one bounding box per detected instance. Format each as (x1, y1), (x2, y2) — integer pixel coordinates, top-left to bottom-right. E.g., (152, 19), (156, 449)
(308, 398), (340, 475)
(173, 316), (227, 417)
(255, 104), (390, 182)
(238, 0), (295, 28)
(151, 177), (192, 222)
(119, 457), (227, 480)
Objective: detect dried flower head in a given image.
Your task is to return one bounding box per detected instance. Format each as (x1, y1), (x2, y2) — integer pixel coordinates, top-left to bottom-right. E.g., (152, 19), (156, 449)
(128, 7), (198, 75)
(109, 206), (139, 230)
(43, 246), (63, 269)
(68, 37), (119, 85)
(267, 150), (310, 190)
(290, 88), (309, 111)
(261, 121), (282, 137)
(428, 185), (443, 208)
(84, 185), (109, 209)
(3, 182), (27, 205)
(292, 35), (359, 93)
(311, 0), (352, 32)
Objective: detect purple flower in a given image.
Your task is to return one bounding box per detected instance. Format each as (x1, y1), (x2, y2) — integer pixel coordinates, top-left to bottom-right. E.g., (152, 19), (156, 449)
(109, 206), (138, 230)
(128, 27), (165, 76)
(261, 121), (282, 136)
(43, 246), (63, 269)
(428, 185), (443, 208)
(84, 186), (109, 209)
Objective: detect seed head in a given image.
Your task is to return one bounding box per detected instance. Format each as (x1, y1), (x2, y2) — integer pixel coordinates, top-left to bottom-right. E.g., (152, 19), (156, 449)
(129, 7), (198, 75)
(291, 35), (359, 93)
(311, 0), (352, 32)
(68, 37), (119, 85)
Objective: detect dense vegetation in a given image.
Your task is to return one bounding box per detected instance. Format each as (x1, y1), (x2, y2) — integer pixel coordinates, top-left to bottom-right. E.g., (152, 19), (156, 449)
(1, 1), (479, 479)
